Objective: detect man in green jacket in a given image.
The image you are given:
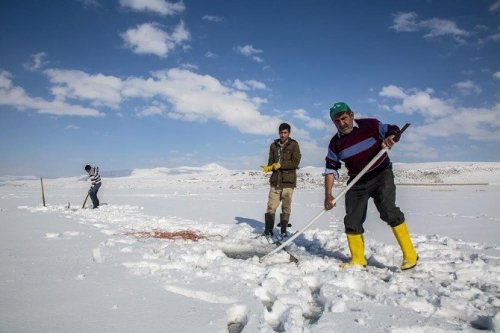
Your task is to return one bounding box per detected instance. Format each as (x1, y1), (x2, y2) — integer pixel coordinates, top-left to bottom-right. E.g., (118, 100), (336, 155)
(261, 123), (301, 238)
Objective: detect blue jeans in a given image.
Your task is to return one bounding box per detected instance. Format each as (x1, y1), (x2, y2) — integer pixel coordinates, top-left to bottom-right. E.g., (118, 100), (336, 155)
(88, 182), (101, 208)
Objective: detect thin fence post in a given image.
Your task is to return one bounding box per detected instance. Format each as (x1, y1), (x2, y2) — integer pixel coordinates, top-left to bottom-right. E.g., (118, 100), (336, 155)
(40, 177), (46, 207)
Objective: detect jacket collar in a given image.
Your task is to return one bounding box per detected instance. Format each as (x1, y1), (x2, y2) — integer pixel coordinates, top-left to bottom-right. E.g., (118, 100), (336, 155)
(274, 138), (293, 146)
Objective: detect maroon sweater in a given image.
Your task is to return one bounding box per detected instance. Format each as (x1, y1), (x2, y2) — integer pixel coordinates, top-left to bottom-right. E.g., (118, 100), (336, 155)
(325, 118), (400, 180)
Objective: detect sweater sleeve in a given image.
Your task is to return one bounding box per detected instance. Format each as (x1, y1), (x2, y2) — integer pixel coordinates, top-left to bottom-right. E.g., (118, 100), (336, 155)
(324, 138), (341, 179)
(378, 120), (401, 141)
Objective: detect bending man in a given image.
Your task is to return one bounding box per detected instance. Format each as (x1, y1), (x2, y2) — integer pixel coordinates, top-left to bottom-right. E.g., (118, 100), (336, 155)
(324, 102), (418, 270)
(85, 164), (101, 209)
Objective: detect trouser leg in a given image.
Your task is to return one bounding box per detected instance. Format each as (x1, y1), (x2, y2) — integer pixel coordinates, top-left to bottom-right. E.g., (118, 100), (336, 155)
(89, 191), (98, 208)
(266, 186), (281, 214)
(280, 188), (293, 215)
(279, 188), (293, 233)
(89, 183), (101, 209)
(371, 169), (405, 227)
(344, 183), (369, 234)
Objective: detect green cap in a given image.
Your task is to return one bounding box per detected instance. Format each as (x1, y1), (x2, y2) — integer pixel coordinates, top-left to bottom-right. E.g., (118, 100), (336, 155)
(329, 102), (351, 118)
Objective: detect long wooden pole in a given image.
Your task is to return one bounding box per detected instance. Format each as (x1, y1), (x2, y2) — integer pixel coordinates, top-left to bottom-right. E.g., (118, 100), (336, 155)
(40, 177), (46, 207)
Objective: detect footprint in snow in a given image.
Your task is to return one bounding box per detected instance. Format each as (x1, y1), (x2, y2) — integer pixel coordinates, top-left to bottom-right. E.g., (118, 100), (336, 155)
(226, 304), (248, 333)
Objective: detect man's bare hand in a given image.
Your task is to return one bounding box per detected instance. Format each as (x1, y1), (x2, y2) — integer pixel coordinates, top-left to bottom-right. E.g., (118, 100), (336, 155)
(324, 193), (335, 210)
(382, 135), (396, 149)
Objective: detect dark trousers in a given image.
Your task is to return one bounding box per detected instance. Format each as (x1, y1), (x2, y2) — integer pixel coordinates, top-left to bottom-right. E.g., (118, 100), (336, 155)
(89, 182), (101, 208)
(344, 169), (404, 234)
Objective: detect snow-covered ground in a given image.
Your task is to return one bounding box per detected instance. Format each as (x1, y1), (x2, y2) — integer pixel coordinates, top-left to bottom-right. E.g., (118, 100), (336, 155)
(1, 162), (499, 332)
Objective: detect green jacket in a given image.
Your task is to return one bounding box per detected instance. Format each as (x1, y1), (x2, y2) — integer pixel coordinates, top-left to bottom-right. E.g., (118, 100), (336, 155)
(268, 138), (301, 188)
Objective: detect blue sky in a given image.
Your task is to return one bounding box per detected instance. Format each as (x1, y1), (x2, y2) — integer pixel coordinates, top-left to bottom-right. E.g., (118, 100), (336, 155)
(1, 0), (499, 177)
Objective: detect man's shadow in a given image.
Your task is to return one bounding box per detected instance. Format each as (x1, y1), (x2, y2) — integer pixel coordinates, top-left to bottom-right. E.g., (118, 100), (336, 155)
(234, 216), (263, 234)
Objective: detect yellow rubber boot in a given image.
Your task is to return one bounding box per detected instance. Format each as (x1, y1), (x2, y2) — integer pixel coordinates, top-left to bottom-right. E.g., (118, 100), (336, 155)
(340, 234), (367, 268)
(392, 222), (418, 270)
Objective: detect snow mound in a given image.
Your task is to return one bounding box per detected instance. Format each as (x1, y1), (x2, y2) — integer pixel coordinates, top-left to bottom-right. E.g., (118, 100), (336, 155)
(394, 162), (500, 185)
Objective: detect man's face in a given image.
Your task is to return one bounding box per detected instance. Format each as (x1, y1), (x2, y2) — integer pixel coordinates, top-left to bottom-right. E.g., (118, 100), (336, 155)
(279, 129), (290, 143)
(333, 112), (354, 135)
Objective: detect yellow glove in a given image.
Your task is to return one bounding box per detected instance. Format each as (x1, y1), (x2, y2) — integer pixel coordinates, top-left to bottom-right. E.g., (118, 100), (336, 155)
(260, 165), (274, 173)
(260, 163), (281, 173)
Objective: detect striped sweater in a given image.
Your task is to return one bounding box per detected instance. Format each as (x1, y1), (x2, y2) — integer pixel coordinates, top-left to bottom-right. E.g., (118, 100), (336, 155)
(325, 118), (400, 180)
(88, 166), (101, 188)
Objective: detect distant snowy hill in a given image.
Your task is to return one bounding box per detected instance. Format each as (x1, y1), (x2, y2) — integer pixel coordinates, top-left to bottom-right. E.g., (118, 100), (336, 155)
(297, 162), (500, 187)
(393, 162), (500, 185)
(121, 161), (500, 190)
(1, 162), (499, 187)
(129, 163), (230, 178)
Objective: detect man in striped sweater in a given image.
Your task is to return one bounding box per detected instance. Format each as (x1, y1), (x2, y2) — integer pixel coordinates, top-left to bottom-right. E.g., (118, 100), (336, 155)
(323, 102), (418, 270)
(85, 164), (101, 209)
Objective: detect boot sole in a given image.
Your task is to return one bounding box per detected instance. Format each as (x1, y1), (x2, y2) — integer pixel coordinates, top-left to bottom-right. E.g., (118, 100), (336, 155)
(401, 255), (419, 270)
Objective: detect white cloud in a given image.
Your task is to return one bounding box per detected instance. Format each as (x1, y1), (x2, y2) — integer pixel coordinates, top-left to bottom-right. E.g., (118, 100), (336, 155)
(204, 51), (217, 59)
(65, 124), (80, 130)
(23, 52), (48, 71)
(7, 64), (337, 136)
(391, 12), (419, 32)
(487, 32), (500, 42)
(378, 85), (407, 99)
(292, 108), (329, 130)
(119, 0), (185, 16)
(235, 45), (264, 63)
(454, 80), (482, 95)
(180, 63), (198, 70)
(379, 84), (500, 142)
(414, 105), (500, 141)
(246, 80), (267, 90)
(202, 15), (224, 22)
(126, 68), (278, 134)
(0, 71), (13, 89)
(44, 69), (123, 108)
(391, 12), (470, 42)
(121, 22), (189, 57)
(292, 109), (331, 130)
(236, 45), (262, 56)
(25, 67), (281, 134)
(490, 0), (500, 13)
(0, 70), (103, 117)
(137, 104), (165, 117)
(494, 71), (500, 79)
(379, 85), (454, 118)
(252, 56), (264, 63)
(233, 79), (267, 91)
(422, 18), (470, 39)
